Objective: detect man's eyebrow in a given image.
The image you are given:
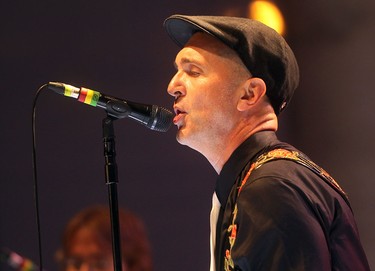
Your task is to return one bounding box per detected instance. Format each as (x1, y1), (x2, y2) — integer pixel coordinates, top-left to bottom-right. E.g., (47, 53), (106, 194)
(174, 57), (195, 69)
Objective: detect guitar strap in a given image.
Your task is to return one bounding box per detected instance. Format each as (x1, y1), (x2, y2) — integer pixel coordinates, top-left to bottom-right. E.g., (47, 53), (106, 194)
(223, 148), (349, 270)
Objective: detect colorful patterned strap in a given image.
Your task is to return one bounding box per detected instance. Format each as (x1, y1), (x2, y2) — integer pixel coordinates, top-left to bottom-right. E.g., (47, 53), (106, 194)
(224, 148), (349, 270)
(238, 148), (348, 200)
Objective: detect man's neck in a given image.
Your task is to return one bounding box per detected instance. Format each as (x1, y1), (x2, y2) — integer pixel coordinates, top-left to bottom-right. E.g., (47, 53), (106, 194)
(208, 113), (278, 174)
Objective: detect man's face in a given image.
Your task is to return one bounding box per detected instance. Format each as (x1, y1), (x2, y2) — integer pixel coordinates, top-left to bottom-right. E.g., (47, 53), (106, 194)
(167, 32), (250, 154)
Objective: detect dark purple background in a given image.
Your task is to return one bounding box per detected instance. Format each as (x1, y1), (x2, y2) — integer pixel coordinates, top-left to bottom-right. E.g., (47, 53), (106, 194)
(1, 1), (374, 270)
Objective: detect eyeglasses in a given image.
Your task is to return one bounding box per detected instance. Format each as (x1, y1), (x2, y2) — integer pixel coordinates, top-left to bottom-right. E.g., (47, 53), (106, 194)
(63, 257), (112, 271)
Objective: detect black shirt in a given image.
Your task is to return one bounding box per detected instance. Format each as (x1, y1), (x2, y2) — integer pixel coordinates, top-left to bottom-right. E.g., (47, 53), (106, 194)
(214, 131), (370, 270)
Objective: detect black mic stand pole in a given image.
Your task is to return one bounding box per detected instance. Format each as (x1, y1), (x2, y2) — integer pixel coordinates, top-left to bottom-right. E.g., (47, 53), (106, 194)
(102, 115), (122, 271)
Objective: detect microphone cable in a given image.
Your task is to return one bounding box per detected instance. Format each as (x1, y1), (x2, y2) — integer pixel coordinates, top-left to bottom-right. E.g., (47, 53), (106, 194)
(31, 83), (48, 271)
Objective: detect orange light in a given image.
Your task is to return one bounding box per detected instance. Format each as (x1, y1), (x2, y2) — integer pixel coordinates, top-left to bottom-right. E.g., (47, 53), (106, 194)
(248, 1), (286, 36)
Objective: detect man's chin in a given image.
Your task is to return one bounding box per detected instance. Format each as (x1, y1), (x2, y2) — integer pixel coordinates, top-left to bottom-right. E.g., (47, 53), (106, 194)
(176, 130), (190, 146)
(176, 132), (185, 145)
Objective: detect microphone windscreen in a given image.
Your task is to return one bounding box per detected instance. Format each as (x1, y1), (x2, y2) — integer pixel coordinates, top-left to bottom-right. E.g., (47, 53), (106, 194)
(148, 106), (173, 132)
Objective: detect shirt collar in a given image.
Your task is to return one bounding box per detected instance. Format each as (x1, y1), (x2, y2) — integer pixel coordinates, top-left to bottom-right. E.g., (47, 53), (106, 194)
(215, 131), (280, 205)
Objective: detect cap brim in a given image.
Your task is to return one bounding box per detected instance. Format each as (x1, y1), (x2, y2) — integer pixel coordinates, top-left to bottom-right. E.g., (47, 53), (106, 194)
(164, 15), (214, 48)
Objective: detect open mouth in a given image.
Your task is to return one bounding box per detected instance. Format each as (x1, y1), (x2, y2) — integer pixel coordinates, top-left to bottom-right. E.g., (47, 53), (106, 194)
(173, 107), (186, 127)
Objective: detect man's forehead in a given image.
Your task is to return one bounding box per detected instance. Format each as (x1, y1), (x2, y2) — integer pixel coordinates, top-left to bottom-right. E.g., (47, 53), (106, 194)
(173, 47), (206, 70)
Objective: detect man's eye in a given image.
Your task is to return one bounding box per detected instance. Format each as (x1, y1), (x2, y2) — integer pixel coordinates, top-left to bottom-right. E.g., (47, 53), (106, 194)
(187, 70), (200, 76)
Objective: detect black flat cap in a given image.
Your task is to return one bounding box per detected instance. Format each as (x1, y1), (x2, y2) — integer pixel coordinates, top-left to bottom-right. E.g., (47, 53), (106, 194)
(164, 14), (299, 114)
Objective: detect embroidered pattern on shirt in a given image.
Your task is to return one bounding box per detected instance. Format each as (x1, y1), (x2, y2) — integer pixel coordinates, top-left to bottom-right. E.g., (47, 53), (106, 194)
(224, 205), (237, 270)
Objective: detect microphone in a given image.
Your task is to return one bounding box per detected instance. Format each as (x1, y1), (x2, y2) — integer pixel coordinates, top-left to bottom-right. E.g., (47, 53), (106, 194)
(0, 247), (40, 271)
(47, 82), (173, 132)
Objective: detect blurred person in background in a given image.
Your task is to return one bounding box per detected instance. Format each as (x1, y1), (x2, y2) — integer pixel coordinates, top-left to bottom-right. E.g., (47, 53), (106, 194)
(56, 205), (152, 271)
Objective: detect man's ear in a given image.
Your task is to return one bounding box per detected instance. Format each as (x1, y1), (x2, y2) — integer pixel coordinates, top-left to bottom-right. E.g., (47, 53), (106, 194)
(237, 77), (267, 111)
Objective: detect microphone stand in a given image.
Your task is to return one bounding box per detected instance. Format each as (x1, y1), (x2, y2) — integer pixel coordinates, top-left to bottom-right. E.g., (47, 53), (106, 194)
(102, 115), (122, 271)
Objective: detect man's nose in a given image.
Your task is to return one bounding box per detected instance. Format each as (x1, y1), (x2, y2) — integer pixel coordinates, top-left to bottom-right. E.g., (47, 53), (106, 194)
(167, 72), (184, 98)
